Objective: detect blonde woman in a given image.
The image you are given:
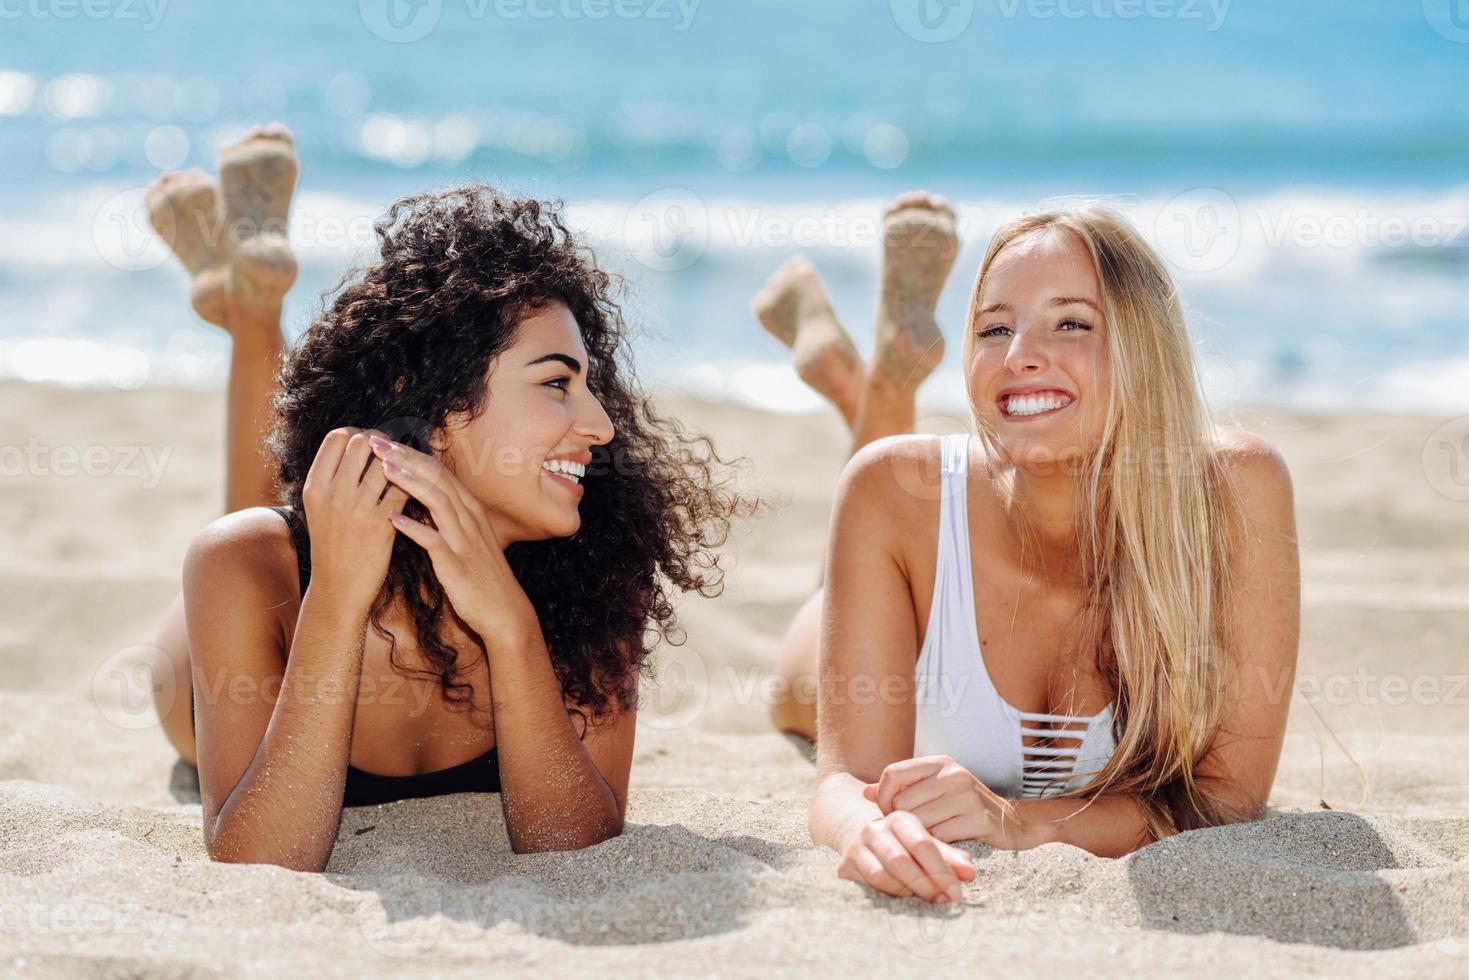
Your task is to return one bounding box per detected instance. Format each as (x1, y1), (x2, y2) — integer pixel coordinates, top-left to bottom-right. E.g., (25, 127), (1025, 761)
(758, 193), (1300, 904)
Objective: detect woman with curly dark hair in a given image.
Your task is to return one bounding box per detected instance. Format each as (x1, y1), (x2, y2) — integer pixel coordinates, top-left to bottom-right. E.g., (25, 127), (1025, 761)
(144, 124), (750, 871)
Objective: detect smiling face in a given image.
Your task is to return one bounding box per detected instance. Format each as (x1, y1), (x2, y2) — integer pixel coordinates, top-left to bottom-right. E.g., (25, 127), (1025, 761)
(436, 300), (616, 546)
(967, 227), (1111, 473)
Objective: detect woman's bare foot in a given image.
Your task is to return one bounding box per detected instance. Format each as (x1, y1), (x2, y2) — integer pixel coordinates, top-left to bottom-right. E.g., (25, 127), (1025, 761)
(217, 123), (299, 315)
(146, 170), (230, 329)
(871, 191), (959, 389)
(753, 256), (866, 427)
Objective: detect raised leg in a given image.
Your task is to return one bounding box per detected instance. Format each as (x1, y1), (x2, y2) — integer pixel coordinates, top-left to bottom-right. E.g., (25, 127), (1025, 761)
(148, 123), (298, 514)
(214, 123), (298, 513)
(850, 191), (958, 455)
(767, 191), (960, 739)
(752, 256), (866, 429)
(219, 299), (285, 515)
(148, 124), (301, 765)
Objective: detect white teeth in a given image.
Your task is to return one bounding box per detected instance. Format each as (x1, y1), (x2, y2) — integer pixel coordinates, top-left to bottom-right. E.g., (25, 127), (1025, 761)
(541, 459), (585, 483)
(1004, 393), (1071, 417)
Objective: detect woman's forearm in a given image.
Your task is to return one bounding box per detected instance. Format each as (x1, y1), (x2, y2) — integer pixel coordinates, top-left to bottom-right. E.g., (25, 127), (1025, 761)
(809, 771), (884, 854)
(483, 617), (623, 853)
(205, 587), (367, 872)
(1015, 792), (1157, 857)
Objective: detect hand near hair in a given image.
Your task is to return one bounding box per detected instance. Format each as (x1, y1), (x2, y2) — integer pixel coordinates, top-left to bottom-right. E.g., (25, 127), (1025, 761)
(300, 427), (411, 614)
(864, 755), (1040, 850)
(367, 434), (537, 645)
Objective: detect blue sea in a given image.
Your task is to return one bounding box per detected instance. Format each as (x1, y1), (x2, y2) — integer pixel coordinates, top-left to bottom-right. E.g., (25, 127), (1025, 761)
(2, 0), (1467, 414)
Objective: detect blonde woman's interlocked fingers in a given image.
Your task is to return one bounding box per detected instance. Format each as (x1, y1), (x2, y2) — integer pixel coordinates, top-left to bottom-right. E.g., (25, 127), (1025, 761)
(865, 755), (1034, 849)
(836, 809), (975, 904)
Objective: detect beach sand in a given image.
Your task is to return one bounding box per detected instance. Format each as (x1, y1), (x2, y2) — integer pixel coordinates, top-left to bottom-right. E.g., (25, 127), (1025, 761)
(1, 377), (1467, 976)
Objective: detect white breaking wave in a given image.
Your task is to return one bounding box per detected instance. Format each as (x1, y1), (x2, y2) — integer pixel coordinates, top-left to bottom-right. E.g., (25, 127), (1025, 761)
(1, 184), (1465, 413)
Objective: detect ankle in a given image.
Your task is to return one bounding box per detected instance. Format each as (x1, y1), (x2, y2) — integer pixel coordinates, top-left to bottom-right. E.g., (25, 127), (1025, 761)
(223, 302), (284, 340)
(861, 369), (922, 401)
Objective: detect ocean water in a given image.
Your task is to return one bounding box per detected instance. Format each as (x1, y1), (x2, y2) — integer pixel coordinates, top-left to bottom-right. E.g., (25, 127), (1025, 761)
(1, 0), (1466, 414)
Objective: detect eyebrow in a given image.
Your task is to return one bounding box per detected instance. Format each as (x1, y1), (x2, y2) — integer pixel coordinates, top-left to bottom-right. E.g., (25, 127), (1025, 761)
(977, 296), (1102, 316)
(525, 353), (583, 375)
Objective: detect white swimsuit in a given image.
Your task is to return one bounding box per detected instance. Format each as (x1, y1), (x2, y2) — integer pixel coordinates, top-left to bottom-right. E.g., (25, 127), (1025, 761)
(912, 433), (1118, 799)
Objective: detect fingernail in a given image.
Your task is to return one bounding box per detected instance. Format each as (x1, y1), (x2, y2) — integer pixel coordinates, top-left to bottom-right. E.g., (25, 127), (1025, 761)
(368, 434), (391, 452)
(382, 458), (402, 474)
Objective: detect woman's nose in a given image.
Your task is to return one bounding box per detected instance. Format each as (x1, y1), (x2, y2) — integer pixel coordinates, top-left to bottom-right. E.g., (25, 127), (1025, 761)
(578, 393), (616, 446)
(1003, 325), (1051, 375)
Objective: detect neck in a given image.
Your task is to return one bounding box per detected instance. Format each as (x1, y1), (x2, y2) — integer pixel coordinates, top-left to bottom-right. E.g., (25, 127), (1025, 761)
(1001, 463), (1086, 578)
(482, 506), (522, 551)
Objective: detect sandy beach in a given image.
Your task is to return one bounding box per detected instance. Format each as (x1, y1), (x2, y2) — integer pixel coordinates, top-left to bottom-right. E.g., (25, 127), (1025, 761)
(1, 376), (1467, 977)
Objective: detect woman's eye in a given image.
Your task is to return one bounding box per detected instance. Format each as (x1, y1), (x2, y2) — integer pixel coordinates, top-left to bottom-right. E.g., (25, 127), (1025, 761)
(977, 320), (1091, 338)
(544, 376), (571, 392)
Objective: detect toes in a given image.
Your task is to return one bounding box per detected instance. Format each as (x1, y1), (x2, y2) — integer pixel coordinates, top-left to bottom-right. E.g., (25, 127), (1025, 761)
(148, 170), (191, 195)
(753, 256), (832, 346)
(884, 190), (957, 224)
(757, 255), (818, 299)
(886, 190), (932, 214)
(222, 122), (296, 160)
(779, 254), (817, 281)
(145, 171), (217, 218)
(927, 194), (957, 221)
(252, 121), (295, 144)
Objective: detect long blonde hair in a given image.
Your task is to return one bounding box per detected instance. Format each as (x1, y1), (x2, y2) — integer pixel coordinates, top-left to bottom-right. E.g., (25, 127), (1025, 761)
(962, 202), (1251, 842)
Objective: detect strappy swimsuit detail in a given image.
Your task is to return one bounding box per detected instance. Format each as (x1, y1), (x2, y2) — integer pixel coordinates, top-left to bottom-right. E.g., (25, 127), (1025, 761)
(912, 433), (1118, 799)
(189, 506), (501, 807)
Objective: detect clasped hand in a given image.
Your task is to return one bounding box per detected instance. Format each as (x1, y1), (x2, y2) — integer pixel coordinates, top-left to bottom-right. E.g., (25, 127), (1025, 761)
(838, 755), (1038, 903)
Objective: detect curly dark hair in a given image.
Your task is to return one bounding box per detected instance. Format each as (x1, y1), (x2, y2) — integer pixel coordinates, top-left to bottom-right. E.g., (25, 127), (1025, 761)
(265, 183), (758, 731)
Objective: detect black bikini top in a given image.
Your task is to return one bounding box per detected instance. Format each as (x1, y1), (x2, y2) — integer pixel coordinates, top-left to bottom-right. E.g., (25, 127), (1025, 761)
(268, 505), (501, 807)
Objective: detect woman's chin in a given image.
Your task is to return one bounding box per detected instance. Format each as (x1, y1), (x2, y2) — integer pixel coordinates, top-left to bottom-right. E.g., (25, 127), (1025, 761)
(536, 506), (582, 541)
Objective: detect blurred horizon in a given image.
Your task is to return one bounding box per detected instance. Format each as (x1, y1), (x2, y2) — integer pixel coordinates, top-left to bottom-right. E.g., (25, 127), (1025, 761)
(1, 0), (1466, 415)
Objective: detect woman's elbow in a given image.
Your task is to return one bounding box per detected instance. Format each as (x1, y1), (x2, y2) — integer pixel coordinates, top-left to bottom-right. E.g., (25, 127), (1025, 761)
(508, 813), (625, 855)
(205, 824), (328, 873)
